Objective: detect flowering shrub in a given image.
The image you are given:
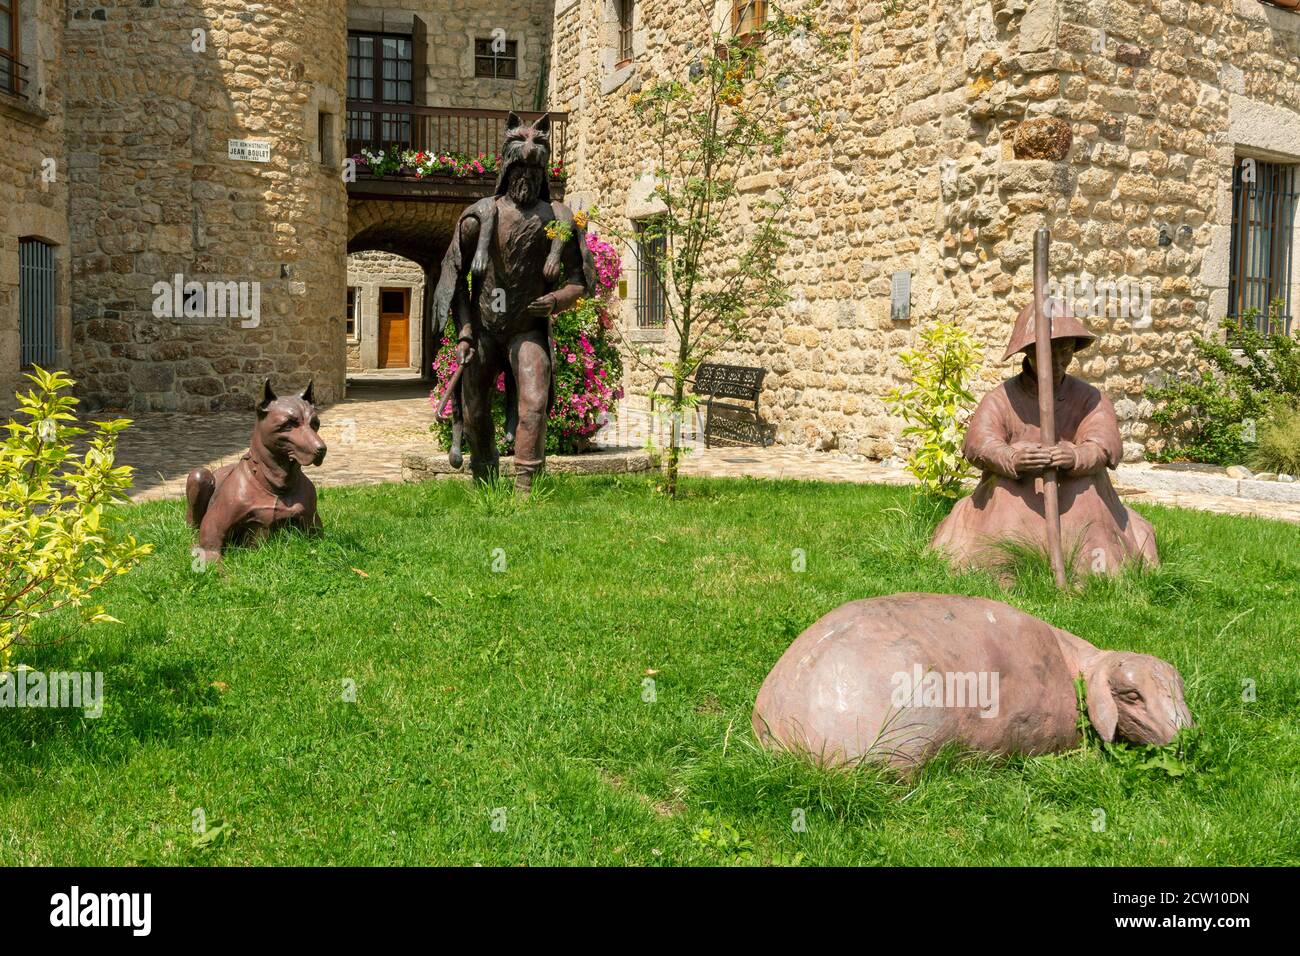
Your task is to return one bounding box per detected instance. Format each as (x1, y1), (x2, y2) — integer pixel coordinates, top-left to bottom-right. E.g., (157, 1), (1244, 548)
(430, 230), (624, 456)
(355, 148), (566, 182)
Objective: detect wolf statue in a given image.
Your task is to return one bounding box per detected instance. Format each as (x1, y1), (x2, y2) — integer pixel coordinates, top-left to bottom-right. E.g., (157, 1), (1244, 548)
(185, 381), (326, 565)
(429, 112), (597, 494)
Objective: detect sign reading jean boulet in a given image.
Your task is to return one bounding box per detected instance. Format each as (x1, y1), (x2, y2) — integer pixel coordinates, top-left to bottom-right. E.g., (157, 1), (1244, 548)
(228, 140), (271, 163)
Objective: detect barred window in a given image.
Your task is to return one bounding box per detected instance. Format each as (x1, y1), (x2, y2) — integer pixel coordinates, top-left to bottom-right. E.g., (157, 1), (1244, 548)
(635, 221), (667, 330)
(0, 0), (22, 98)
(20, 238), (57, 368)
(617, 0), (634, 67)
(1229, 157), (1297, 334)
(345, 287), (358, 341)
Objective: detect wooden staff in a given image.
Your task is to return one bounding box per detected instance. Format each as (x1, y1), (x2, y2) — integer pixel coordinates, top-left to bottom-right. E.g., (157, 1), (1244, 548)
(1034, 228), (1068, 590)
(435, 348), (474, 423)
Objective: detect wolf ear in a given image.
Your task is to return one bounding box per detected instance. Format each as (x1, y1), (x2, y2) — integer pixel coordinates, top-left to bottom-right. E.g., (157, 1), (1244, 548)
(299, 379), (315, 406)
(505, 111), (523, 132)
(533, 113), (552, 136)
(1084, 658), (1118, 742)
(259, 379), (277, 415)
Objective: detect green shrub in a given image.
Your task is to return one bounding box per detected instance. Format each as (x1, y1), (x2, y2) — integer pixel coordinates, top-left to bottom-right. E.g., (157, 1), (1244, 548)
(886, 321), (979, 498)
(0, 368), (151, 671)
(1146, 305), (1300, 465)
(1252, 404), (1300, 475)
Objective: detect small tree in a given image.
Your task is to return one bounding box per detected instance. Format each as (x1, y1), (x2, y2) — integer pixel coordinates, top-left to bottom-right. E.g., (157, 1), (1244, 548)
(886, 322), (980, 498)
(601, 4), (845, 496)
(0, 368), (151, 671)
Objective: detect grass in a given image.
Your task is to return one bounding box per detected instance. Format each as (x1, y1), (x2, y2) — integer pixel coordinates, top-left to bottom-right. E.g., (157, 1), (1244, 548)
(1, 475), (1298, 866)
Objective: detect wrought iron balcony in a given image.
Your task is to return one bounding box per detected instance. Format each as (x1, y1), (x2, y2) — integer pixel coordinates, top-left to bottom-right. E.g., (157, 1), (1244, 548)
(345, 103), (569, 201)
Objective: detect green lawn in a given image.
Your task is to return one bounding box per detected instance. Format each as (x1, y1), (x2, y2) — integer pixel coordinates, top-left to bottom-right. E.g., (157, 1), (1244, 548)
(2, 475), (1298, 866)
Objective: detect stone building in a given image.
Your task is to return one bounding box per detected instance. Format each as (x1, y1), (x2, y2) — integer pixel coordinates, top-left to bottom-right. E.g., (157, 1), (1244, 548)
(1, 0), (563, 408)
(1, 0), (67, 404)
(343, 0), (558, 376)
(548, 0), (1300, 459)
(3, 0), (1296, 461)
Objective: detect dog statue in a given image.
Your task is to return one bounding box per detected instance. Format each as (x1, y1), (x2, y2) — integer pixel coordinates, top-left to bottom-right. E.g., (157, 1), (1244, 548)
(753, 593), (1192, 771)
(185, 380), (327, 565)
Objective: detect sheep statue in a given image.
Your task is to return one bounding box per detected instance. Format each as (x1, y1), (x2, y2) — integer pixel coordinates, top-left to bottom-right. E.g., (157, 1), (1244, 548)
(752, 593), (1192, 771)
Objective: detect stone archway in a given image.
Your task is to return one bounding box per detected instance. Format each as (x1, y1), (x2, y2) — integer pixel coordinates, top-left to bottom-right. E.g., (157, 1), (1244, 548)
(347, 198), (468, 379)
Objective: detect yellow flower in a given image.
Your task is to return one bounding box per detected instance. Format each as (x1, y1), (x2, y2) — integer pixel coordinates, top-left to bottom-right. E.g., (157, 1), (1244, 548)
(574, 210), (589, 229)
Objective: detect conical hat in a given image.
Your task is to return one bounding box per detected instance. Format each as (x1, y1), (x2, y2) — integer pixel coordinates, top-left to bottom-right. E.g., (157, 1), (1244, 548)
(1002, 299), (1096, 361)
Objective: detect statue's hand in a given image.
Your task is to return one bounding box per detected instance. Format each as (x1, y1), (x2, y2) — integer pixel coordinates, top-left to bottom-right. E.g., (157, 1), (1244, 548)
(526, 293), (556, 316)
(470, 249), (490, 279)
(543, 252), (563, 284)
(456, 339), (474, 366)
(1047, 443), (1077, 471)
(1010, 442), (1052, 476)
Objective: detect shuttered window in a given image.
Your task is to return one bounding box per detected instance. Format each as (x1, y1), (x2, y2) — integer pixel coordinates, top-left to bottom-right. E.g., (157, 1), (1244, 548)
(20, 238), (56, 368)
(1229, 157), (1297, 334)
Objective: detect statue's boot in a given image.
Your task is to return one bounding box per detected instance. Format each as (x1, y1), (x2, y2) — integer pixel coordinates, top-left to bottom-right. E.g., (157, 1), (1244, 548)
(514, 458), (542, 497)
(470, 453), (499, 486)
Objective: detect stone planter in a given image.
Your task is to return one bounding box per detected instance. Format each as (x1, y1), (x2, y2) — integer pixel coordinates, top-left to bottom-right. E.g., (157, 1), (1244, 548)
(402, 446), (657, 482)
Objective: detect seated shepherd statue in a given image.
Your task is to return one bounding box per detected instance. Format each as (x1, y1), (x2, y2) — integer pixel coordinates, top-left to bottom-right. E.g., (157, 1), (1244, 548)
(931, 302), (1159, 577)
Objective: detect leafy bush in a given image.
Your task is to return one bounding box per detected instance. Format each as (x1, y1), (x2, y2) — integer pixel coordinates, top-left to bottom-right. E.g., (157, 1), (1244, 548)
(1146, 307), (1300, 465)
(1252, 404), (1300, 475)
(0, 368), (151, 671)
(430, 230), (625, 456)
(886, 321), (979, 498)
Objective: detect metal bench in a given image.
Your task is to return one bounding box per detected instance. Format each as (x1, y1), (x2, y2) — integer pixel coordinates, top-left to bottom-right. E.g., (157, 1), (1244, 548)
(674, 363), (773, 448)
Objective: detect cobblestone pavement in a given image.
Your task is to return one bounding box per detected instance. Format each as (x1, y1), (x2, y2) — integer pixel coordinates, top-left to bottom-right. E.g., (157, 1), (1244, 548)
(108, 379), (1300, 525)
(118, 378), (437, 502)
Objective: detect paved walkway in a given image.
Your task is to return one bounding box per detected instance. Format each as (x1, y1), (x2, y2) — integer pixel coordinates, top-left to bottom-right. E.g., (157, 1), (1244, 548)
(108, 378), (1300, 525)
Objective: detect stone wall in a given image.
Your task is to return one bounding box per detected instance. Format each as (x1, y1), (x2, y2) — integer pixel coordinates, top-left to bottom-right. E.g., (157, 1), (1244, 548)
(551, 0), (1300, 459)
(0, 0), (69, 408)
(348, 0), (556, 111)
(64, 0), (349, 413)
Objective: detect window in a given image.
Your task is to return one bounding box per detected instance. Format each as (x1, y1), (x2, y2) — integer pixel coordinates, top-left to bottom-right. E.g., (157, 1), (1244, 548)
(1229, 157), (1297, 334)
(19, 238), (56, 368)
(0, 0), (22, 98)
(317, 110), (336, 167)
(474, 37), (518, 79)
(635, 221), (667, 330)
(347, 32), (413, 151)
(345, 287), (358, 341)
(731, 0), (767, 36)
(616, 0), (634, 67)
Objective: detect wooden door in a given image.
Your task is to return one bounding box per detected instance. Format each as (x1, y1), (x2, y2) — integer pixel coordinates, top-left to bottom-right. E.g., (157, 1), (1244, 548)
(378, 288), (411, 368)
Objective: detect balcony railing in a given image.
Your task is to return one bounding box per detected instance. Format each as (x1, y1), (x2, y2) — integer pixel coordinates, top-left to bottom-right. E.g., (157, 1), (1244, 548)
(345, 103), (569, 171)
(0, 51), (29, 100)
